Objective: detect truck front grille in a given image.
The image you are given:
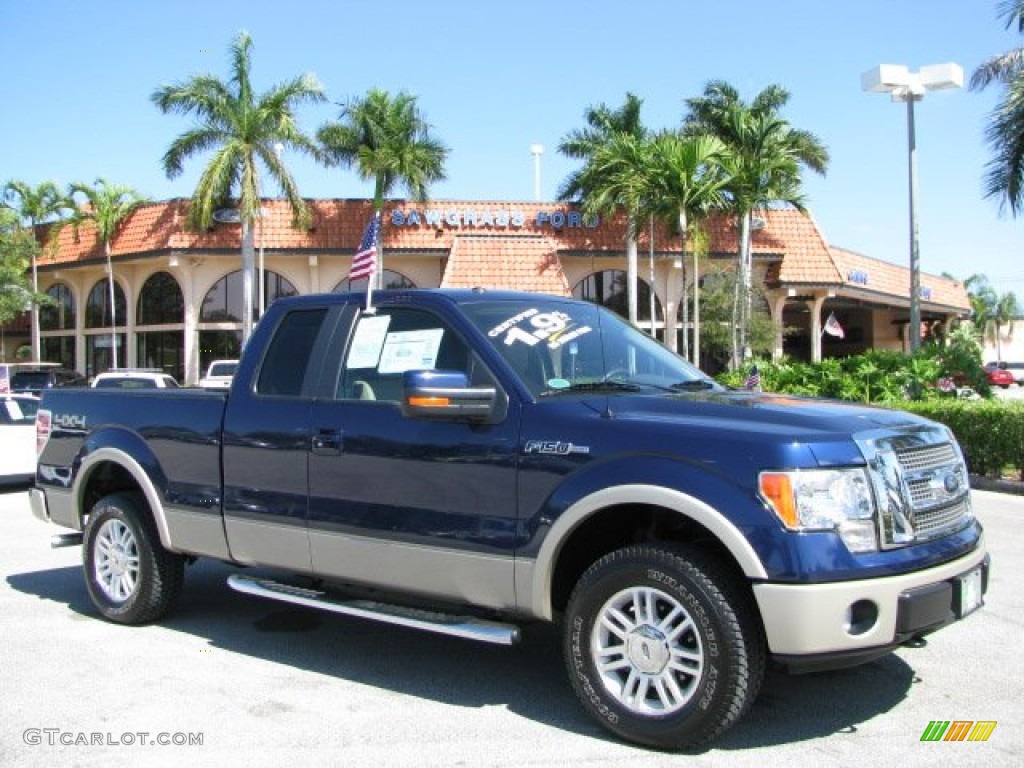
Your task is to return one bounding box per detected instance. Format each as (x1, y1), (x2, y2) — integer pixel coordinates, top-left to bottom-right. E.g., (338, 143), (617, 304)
(858, 425), (974, 549)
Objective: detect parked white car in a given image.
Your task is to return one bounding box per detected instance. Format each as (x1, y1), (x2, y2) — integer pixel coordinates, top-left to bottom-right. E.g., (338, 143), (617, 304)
(0, 394), (39, 489)
(198, 359), (239, 389)
(91, 369), (180, 389)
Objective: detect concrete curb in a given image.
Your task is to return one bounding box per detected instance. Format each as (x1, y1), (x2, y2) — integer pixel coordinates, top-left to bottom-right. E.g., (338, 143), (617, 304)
(970, 474), (1024, 496)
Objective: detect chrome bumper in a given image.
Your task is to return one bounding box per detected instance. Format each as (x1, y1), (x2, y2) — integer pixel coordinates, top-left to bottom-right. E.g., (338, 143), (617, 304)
(28, 487), (50, 524)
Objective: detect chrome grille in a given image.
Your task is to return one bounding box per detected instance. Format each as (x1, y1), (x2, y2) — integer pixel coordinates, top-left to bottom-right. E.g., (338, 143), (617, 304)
(894, 443), (956, 472)
(858, 425), (974, 549)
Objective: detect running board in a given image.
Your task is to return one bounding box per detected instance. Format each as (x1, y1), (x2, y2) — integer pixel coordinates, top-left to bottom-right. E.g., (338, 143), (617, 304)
(51, 532), (83, 548)
(227, 575), (521, 646)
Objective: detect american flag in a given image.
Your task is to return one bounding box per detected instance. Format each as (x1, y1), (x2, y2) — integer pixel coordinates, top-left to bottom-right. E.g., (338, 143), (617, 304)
(744, 364), (760, 391)
(823, 312), (845, 339)
(348, 213), (380, 281)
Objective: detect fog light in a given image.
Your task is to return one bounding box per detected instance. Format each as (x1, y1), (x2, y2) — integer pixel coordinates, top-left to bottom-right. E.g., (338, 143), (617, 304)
(846, 600), (878, 636)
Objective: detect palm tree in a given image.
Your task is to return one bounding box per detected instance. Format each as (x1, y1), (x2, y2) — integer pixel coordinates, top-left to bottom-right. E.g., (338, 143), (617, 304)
(1, 180), (72, 361)
(558, 93), (649, 324)
(992, 290), (1021, 358)
(317, 89), (448, 288)
(683, 82), (829, 366)
(970, 0), (1024, 215)
(152, 30), (326, 342)
(68, 179), (148, 369)
(637, 132), (728, 365)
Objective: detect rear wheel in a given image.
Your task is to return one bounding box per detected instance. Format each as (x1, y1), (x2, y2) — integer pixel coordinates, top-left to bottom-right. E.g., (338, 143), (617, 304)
(564, 543), (765, 749)
(83, 492), (184, 624)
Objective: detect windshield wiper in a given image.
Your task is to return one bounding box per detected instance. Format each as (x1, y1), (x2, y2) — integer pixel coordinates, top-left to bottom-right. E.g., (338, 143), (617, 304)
(669, 380), (717, 391)
(540, 380), (643, 396)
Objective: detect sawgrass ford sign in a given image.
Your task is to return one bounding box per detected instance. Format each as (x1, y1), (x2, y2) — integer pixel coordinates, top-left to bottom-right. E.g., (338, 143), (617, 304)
(389, 207), (600, 230)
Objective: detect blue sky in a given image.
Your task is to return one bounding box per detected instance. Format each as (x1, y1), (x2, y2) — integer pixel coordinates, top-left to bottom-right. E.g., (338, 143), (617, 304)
(2, 0), (1020, 298)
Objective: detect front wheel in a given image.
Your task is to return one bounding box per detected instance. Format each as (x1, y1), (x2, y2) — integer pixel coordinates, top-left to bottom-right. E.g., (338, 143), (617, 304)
(564, 544), (765, 749)
(83, 492), (184, 624)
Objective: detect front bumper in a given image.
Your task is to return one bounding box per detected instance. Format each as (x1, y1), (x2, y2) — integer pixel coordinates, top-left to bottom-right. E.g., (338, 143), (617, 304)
(753, 540), (989, 668)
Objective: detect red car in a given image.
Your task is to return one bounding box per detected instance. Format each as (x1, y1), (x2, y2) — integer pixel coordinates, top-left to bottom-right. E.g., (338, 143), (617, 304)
(984, 363), (1015, 388)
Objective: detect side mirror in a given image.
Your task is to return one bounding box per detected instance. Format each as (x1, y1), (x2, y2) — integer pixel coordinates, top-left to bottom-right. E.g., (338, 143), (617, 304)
(401, 370), (503, 422)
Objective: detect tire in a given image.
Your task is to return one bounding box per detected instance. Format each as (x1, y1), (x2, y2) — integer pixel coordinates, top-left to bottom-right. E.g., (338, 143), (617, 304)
(564, 543), (765, 750)
(82, 492), (184, 624)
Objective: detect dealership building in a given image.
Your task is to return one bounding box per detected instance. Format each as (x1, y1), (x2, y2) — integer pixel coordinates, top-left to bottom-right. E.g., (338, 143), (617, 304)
(0, 198), (971, 384)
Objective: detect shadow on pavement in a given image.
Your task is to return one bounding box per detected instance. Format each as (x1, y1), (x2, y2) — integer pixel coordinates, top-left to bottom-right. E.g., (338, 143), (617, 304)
(7, 557), (915, 751)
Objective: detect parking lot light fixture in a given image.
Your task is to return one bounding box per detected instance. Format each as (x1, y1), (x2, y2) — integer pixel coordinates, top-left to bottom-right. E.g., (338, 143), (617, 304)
(861, 63), (963, 352)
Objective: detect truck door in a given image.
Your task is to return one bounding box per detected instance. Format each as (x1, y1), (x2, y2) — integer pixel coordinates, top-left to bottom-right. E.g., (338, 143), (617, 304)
(307, 304), (520, 611)
(222, 306), (336, 571)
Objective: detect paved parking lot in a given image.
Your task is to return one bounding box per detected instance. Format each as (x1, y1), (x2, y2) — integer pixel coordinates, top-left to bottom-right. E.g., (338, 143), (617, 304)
(1, 489), (1021, 767)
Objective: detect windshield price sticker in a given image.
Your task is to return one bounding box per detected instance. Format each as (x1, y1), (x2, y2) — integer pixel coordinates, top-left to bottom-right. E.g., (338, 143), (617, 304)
(489, 309), (591, 349)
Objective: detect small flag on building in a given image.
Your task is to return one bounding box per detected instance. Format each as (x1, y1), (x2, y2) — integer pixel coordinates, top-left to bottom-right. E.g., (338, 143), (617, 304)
(348, 212), (380, 282)
(823, 312), (845, 339)
(744, 364), (761, 391)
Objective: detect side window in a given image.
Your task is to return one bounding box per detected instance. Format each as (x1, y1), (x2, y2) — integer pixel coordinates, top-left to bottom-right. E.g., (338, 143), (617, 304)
(256, 308), (328, 397)
(336, 307), (482, 402)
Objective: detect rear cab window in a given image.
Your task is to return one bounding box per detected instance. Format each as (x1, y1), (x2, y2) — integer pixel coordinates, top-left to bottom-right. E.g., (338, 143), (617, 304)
(256, 308), (331, 397)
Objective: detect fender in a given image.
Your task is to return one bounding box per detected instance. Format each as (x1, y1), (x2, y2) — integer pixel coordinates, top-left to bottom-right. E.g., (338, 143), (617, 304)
(74, 442), (176, 552)
(518, 483), (770, 621)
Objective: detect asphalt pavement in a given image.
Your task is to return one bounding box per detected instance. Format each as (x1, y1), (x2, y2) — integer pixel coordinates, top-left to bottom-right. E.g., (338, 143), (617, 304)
(0, 489), (1020, 768)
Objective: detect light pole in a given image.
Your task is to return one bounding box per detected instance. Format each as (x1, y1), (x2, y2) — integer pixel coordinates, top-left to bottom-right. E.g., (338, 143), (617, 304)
(862, 63), (962, 352)
(530, 144), (544, 201)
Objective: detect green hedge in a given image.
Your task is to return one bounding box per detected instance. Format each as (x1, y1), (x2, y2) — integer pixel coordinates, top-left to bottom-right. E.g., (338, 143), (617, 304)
(893, 400), (1024, 480)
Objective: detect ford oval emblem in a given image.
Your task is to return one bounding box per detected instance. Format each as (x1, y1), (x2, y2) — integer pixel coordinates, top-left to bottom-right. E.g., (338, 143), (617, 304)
(943, 472), (960, 495)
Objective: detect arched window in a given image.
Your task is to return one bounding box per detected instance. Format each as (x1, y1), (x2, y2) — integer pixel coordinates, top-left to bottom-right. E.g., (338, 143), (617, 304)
(40, 283), (76, 370)
(198, 269), (297, 374)
(40, 283), (75, 331)
(137, 271), (184, 325)
(85, 279), (126, 328)
(334, 269), (416, 293)
(136, 272), (185, 382)
(572, 270), (662, 325)
(200, 269), (297, 323)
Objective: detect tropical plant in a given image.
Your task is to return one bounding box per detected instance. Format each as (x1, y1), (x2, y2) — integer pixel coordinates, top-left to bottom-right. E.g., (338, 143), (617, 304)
(970, 0), (1024, 215)
(1, 180), (72, 360)
(683, 81), (829, 367)
(964, 272), (1020, 358)
(634, 131), (728, 364)
(0, 225), (42, 326)
(558, 93), (649, 323)
(152, 30), (326, 342)
(68, 179), (149, 369)
(317, 88), (447, 288)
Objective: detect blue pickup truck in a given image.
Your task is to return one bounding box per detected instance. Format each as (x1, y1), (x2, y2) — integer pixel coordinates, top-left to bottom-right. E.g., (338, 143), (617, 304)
(29, 289), (989, 749)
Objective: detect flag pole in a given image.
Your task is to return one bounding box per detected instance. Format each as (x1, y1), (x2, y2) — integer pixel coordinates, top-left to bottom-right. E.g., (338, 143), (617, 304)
(365, 210), (380, 314)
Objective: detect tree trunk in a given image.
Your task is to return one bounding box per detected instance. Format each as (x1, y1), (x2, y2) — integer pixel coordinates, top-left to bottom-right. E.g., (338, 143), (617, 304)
(241, 219), (256, 344)
(693, 236), (701, 370)
(678, 210), (689, 360)
(106, 243), (117, 370)
(626, 232), (638, 326)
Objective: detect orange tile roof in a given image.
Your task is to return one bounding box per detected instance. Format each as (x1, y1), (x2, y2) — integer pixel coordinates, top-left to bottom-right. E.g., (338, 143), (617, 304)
(831, 246), (970, 311)
(33, 198), (966, 311)
(441, 234), (570, 295)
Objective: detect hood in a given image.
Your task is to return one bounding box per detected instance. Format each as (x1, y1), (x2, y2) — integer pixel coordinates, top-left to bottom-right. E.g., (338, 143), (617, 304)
(610, 389), (927, 435)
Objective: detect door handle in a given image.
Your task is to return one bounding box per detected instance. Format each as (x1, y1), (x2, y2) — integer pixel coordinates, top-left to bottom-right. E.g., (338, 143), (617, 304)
(311, 428), (342, 455)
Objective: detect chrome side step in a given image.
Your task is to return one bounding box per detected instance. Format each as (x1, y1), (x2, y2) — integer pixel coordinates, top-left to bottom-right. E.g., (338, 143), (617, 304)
(227, 574), (521, 646)
(51, 532), (83, 548)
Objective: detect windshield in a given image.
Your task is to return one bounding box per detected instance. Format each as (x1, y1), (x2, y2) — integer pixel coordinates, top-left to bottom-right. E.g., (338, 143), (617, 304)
(461, 298), (718, 398)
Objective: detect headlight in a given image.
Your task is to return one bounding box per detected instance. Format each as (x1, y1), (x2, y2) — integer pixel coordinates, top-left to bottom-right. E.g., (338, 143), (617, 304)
(759, 468), (878, 553)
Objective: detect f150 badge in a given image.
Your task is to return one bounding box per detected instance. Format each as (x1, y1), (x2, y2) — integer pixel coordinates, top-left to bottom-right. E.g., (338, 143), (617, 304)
(523, 440), (590, 455)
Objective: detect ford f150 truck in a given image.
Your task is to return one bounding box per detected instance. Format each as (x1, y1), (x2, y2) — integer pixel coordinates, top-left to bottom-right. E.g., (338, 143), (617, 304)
(29, 289), (989, 749)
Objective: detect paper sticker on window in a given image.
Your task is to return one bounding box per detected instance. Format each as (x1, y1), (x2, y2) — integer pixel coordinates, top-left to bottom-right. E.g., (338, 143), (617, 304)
(346, 315), (392, 369)
(378, 328), (444, 373)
